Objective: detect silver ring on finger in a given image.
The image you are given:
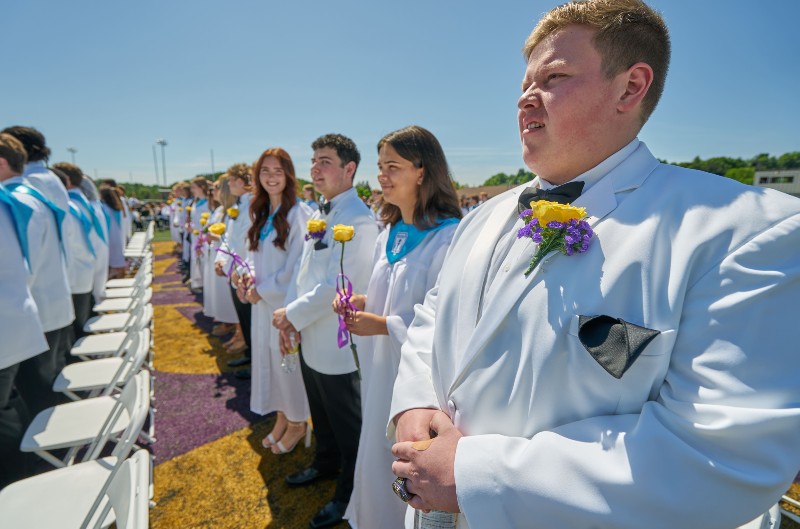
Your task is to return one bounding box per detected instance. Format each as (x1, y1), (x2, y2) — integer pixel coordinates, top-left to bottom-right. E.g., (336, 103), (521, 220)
(392, 477), (411, 503)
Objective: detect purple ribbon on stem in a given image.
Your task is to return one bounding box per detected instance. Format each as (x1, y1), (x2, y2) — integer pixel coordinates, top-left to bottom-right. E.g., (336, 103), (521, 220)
(337, 242), (361, 378)
(215, 248), (253, 279)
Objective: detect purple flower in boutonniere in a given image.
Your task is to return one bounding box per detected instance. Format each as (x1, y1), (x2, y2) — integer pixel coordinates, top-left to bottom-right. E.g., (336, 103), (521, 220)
(516, 200), (594, 276)
(305, 219), (327, 241)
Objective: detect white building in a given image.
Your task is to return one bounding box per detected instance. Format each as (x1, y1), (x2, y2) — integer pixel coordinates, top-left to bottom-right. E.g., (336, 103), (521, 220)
(754, 169), (800, 198)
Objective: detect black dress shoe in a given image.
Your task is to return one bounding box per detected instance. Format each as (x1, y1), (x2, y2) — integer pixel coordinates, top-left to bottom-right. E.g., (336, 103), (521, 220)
(227, 357), (251, 367)
(309, 500), (348, 529)
(286, 467), (336, 487)
(233, 368), (251, 379)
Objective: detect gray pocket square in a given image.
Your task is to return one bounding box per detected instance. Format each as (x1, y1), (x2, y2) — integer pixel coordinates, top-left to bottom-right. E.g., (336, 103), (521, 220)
(578, 315), (660, 379)
(314, 240), (328, 251)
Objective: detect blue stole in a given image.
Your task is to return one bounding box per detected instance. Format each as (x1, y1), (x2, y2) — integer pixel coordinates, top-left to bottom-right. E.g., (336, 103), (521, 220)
(68, 202), (96, 257)
(196, 198), (208, 208)
(5, 182), (65, 244)
(0, 185), (34, 268)
(68, 189), (106, 243)
(386, 217), (459, 264)
(259, 205), (280, 241)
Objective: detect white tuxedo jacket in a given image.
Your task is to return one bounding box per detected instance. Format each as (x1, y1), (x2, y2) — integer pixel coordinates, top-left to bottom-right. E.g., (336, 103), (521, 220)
(390, 143), (800, 529)
(286, 188), (379, 375)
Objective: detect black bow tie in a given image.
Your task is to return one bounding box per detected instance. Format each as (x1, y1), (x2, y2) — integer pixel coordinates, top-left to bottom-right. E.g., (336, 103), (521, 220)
(319, 201), (331, 215)
(518, 181), (585, 213)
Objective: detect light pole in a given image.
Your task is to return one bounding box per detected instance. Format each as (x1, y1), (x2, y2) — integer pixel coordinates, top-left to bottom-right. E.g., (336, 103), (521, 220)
(152, 145), (160, 184)
(67, 147), (77, 164)
(156, 138), (168, 186)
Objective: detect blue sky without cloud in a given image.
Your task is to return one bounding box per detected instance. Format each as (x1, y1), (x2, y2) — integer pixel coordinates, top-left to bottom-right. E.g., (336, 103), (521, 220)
(3, 0), (798, 188)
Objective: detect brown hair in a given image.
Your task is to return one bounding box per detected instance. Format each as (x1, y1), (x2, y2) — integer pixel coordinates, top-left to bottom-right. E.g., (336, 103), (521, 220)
(52, 162), (84, 187)
(1, 126), (50, 162)
(99, 185), (123, 211)
(0, 133), (28, 174)
(247, 148), (300, 251)
(227, 163), (252, 185)
(216, 174), (237, 211)
(377, 125), (462, 229)
(523, 0), (670, 124)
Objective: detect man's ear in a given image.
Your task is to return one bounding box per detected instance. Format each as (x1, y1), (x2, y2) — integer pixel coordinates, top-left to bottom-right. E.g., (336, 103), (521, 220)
(345, 161), (357, 181)
(617, 62), (653, 114)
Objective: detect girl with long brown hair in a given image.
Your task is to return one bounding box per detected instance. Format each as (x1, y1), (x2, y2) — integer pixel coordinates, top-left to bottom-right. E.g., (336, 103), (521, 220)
(240, 148), (313, 454)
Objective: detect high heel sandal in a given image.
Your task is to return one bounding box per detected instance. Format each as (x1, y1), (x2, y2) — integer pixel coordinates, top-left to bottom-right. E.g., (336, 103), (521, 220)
(262, 413), (287, 449)
(271, 420), (312, 455)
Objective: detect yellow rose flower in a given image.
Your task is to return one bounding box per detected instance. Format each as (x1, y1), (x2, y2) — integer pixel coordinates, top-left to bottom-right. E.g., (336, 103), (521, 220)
(201, 212), (210, 218)
(332, 224), (355, 242)
(199, 218), (207, 226)
(208, 223), (226, 236)
(167, 198), (173, 205)
(530, 200), (586, 225)
(177, 207), (183, 211)
(227, 207), (239, 219)
(186, 206), (193, 212)
(307, 219), (327, 233)
(192, 230), (199, 235)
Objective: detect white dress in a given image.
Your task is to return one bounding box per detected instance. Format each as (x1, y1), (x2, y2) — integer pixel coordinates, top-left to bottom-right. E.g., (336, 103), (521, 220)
(344, 222), (458, 529)
(248, 202), (313, 419)
(189, 198), (210, 289)
(203, 206), (237, 323)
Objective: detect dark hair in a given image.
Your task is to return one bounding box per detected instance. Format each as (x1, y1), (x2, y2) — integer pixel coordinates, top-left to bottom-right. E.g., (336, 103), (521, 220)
(377, 125), (462, 229)
(99, 185), (123, 211)
(247, 148), (299, 251)
(52, 162), (84, 188)
(311, 133), (360, 179)
(0, 133), (27, 174)
(1, 126), (50, 162)
(100, 178), (118, 188)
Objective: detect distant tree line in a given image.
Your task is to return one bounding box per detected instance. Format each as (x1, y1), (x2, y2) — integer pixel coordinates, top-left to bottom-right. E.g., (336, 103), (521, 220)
(474, 152), (800, 188)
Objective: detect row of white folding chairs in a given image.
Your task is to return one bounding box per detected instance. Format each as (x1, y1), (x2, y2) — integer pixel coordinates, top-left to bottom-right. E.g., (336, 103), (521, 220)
(123, 221), (154, 267)
(0, 371), (151, 528)
(105, 255), (152, 291)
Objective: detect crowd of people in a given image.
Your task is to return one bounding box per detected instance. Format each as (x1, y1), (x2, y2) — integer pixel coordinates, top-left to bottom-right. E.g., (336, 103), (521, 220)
(0, 125), (140, 488)
(3, 1), (800, 528)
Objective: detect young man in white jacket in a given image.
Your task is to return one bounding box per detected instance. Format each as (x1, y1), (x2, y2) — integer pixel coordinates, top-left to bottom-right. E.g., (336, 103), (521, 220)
(388, 2), (800, 528)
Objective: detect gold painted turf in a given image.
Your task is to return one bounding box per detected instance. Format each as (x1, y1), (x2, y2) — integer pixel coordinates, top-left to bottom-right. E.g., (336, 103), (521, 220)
(152, 417), (336, 529)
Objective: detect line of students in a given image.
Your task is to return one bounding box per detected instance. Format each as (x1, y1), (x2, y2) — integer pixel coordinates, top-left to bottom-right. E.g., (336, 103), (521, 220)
(0, 126), (130, 488)
(168, 128), (461, 528)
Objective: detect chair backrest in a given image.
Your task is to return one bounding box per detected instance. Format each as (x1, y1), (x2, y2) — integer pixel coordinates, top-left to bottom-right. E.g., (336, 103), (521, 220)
(101, 329), (150, 397)
(84, 370), (150, 462)
(99, 450), (151, 529)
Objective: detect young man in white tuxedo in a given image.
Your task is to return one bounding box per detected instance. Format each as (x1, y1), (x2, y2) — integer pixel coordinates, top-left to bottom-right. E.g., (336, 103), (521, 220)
(273, 134), (378, 528)
(388, 1), (800, 528)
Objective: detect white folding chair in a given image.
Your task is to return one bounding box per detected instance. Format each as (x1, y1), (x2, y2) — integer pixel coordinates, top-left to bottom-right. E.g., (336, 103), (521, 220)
(93, 289), (152, 314)
(0, 374), (151, 529)
(20, 371), (149, 468)
(83, 299), (151, 335)
(71, 305), (151, 361)
(54, 329), (150, 401)
(105, 256), (152, 290)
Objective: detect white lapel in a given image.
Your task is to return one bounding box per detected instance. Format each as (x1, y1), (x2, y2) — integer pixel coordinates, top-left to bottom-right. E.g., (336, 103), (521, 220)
(449, 143), (661, 393)
(452, 188), (526, 358)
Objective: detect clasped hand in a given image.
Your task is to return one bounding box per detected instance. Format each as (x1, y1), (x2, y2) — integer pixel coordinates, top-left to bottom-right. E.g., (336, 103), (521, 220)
(331, 293), (388, 336)
(391, 409), (462, 513)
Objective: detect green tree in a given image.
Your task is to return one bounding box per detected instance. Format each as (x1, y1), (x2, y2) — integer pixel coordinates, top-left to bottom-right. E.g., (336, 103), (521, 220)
(777, 152), (800, 170)
(724, 167), (755, 185)
(355, 180), (372, 200)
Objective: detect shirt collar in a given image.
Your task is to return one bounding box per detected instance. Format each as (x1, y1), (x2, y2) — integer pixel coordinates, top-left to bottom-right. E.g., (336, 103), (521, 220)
(539, 138), (640, 194)
(325, 187), (357, 212)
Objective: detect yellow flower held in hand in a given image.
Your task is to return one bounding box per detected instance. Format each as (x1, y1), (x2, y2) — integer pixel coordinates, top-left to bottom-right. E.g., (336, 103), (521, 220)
(201, 212), (210, 218)
(199, 218), (207, 226)
(307, 219), (327, 233)
(530, 200), (586, 225)
(208, 223), (226, 236)
(332, 224), (355, 242)
(186, 206), (193, 212)
(227, 207), (239, 219)
(192, 230), (199, 235)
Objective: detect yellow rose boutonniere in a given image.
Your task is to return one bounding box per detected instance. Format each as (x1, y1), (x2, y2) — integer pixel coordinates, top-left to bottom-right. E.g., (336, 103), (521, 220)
(227, 207), (239, 219)
(332, 224), (355, 242)
(305, 219), (327, 241)
(517, 200), (594, 277)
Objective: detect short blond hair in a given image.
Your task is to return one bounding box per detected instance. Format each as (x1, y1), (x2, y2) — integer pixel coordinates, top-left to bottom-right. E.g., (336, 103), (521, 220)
(524, 0), (669, 124)
(227, 163), (251, 183)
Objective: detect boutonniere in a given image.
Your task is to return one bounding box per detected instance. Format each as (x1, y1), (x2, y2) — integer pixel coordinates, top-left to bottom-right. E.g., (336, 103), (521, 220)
(517, 200), (594, 276)
(305, 219), (327, 241)
(227, 206), (239, 219)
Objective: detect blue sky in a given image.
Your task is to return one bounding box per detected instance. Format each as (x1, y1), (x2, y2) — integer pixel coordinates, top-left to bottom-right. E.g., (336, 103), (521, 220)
(3, 1), (798, 188)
